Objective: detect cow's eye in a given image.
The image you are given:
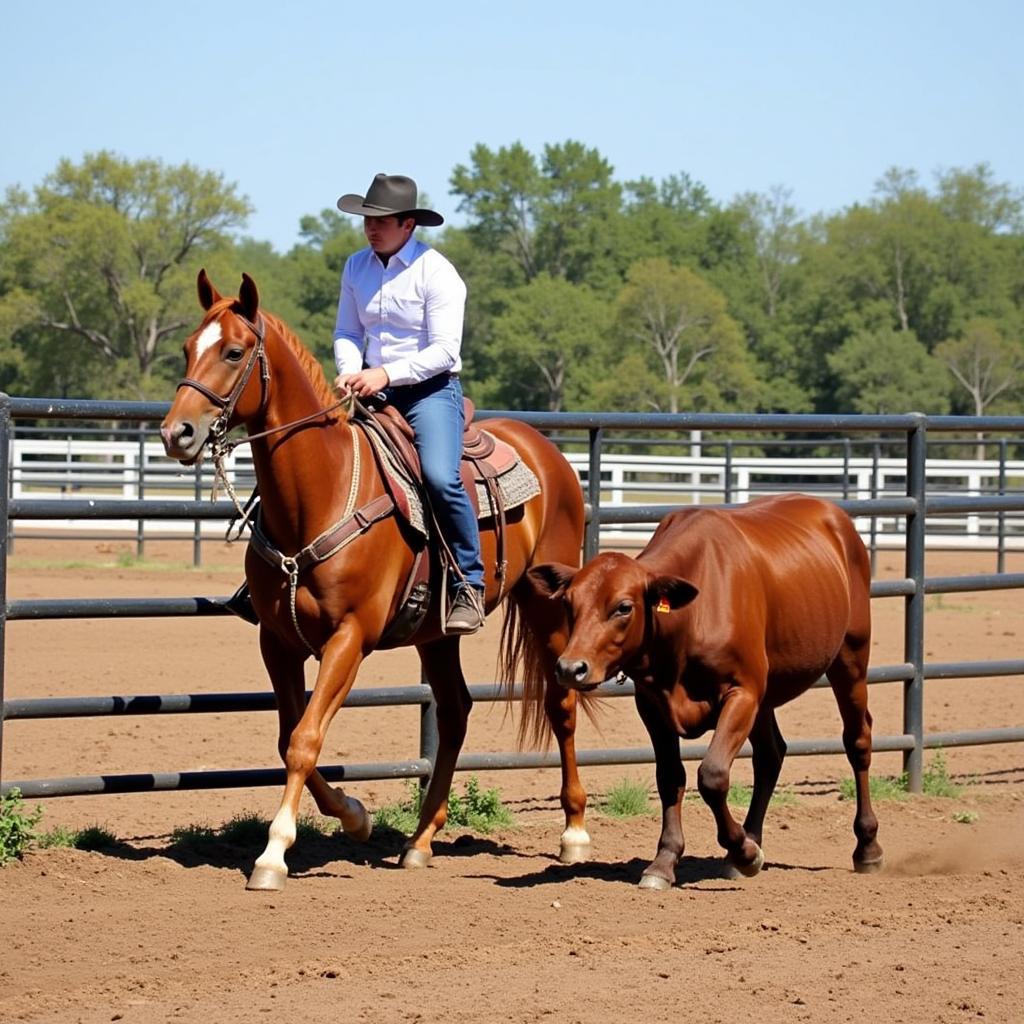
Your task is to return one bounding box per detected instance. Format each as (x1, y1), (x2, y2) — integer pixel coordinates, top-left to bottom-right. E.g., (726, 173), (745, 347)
(613, 601), (633, 618)
(225, 347), (245, 363)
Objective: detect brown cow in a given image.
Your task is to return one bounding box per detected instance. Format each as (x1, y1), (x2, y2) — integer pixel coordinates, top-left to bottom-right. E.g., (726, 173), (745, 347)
(529, 493), (883, 890)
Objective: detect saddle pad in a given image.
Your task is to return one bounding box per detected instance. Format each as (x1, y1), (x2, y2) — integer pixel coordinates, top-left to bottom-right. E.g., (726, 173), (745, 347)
(364, 428), (541, 539)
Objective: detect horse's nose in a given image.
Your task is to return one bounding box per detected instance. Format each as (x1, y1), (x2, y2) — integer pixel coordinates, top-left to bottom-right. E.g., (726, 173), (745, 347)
(160, 419), (194, 454)
(555, 657), (590, 688)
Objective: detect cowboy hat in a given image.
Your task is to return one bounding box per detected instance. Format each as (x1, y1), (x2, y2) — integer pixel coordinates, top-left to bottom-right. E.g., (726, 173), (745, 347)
(336, 173), (444, 226)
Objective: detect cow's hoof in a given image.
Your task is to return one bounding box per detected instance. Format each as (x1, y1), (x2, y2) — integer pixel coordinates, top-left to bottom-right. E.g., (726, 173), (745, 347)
(638, 872), (672, 891)
(246, 865), (288, 892)
(400, 846), (432, 869)
(727, 843), (765, 878)
(854, 855), (884, 874)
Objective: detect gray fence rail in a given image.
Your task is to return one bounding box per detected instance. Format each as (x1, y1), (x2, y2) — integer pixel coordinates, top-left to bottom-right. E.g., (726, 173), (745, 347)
(1, 396), (1022, 801)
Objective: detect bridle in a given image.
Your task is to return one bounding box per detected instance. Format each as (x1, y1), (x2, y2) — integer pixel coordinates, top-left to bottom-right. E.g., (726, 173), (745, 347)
(173, 308), (354, 537)
(172, 307), (384, 657)
(176, 311), (271, 449)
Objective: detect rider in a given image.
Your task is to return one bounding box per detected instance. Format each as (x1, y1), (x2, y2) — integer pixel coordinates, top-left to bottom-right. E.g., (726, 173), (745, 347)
(331, 173), (486, 635)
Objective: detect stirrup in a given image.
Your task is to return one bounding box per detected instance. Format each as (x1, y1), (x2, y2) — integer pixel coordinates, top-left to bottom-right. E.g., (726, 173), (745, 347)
(223, 581), (259, 625)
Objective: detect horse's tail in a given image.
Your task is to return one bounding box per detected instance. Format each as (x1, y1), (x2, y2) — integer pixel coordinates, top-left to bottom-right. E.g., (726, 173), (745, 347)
(498, 594), (550, 749)
(498, 589), (600, 750)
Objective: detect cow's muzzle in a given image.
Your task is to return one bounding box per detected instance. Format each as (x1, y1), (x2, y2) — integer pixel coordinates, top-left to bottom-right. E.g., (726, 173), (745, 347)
(555, 657), (597, 690)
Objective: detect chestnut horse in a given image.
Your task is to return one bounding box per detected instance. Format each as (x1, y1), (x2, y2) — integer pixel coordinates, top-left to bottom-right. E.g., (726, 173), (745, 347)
(530, 494), (883, 889)
(160, 271), (588, 891)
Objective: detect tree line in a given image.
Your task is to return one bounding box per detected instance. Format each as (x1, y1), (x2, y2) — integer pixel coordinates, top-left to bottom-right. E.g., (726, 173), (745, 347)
(1, 145), (1022, 424)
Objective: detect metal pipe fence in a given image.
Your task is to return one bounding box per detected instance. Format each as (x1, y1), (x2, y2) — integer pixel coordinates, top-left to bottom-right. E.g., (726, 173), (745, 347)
(1, 397), (1022, 802)
(7, 425), (1023, 562)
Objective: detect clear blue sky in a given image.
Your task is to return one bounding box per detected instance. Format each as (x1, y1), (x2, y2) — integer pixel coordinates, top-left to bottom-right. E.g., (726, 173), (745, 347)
(3, 1), (1021, 252)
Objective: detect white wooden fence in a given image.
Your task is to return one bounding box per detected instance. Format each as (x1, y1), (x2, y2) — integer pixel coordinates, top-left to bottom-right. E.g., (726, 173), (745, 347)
(8, 437), (1024, 550)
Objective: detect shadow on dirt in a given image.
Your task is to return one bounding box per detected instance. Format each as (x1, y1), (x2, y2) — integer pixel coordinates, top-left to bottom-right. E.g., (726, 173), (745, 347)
(483, 853), (832, 889)
(69, 823), (525, 881)
(482, 853), (730, 888)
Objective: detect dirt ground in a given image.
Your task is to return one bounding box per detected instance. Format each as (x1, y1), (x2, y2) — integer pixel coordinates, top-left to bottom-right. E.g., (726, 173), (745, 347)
(1, 536), (1022, 1024)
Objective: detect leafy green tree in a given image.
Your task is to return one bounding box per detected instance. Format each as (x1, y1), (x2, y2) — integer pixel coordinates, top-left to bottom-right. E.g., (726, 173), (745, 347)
(533, 140), (622, 287)
(935, 163), (1024, 233)
(451, 140), (622, 289)
(280, 209), (366, 367)
(481, 274), (613, 410)
(450, 141), (544, 284)
(614, 258), (761, 413)
(935, 318), (1024, 456)
(732, 185), (803, 320)
(828, 326), (951, 414)
(613, 172), (715, 275)
(936, 317), (1024, 415)
(0, 151), (250, 398)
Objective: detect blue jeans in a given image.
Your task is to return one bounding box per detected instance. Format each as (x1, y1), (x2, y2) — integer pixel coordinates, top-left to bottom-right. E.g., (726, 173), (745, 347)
(386, 374), (485, 592)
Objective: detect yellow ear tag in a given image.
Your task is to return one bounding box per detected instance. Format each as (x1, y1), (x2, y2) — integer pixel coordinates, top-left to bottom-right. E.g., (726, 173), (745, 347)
(655, 598), (671, 614)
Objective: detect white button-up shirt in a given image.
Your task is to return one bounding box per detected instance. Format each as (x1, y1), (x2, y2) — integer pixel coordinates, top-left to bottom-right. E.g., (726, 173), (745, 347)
(332, 236), (467, 387)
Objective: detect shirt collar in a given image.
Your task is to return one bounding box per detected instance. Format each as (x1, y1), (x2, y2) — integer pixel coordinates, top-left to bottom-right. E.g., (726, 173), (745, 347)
(374, 234), (420, 268)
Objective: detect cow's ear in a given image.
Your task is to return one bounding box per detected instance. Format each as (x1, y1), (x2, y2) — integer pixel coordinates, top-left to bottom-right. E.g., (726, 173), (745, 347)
(528, 562), (578, 599)
(646, 574), (698, 612)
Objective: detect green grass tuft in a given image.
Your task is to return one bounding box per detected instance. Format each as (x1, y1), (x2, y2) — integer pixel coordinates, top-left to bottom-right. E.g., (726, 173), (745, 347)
(921, 750), (961, 798)
(447, 777), (513, 832)
(374, 782), (423, 834)
(169, 823), (219, 853)
(36, 824), (118, 851)
(217, 812), (271, 846)
(840, 750), (964, 802)
(72, 825), (119, 850)
(727, 783), (798, 809)
(0, 789), (43, 865)
(599, 777), (652, 818)
(167, 811), (339, 856)
(952, 810), (979, 824)
(840, 772), (910, 802)
(374, 776), (513, 835)
(297, 812), (339, 840)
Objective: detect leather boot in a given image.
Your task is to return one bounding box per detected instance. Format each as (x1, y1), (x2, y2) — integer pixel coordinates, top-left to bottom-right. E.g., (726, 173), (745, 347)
(445, 585), (485, 635)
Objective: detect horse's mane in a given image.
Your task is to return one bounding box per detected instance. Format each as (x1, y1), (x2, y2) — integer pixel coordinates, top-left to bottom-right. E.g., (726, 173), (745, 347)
(207, 295), (339, 410)
(260, 310), (337, 409)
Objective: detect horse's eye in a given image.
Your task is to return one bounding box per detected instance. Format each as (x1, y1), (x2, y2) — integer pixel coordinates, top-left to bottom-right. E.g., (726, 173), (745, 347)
(225, 348), (245, 363)
(613, 601), (633, 618)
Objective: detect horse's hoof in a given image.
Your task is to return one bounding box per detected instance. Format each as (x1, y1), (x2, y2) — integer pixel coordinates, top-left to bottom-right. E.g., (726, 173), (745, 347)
(559, 841), (591, 865)
(342, 802), (373, 843)
(727, 843), (765, 878)
(854, 855), (884, 874)
(345, 815), (372, 843)
(559, 827), (592, 865)
(246, 865), (288, 892)
(638, 872), (672, 891)
(400, 846), (432, 869)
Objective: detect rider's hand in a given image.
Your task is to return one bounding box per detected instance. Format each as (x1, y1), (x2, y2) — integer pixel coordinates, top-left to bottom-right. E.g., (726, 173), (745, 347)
(334, 367), (390, 399)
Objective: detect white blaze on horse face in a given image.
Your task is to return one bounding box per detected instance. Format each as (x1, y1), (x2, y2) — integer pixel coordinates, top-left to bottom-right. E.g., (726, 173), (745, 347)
(194, 320), (223, 360)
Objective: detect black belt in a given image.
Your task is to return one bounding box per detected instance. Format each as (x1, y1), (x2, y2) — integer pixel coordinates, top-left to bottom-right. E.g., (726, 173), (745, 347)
(386, 372), (457, 400)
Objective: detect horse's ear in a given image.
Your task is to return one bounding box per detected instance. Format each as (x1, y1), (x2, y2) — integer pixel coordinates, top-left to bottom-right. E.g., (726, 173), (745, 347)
(197, 268), (221, 310)
(528, 562), (578, 599)
(646, 574), (698, 612)
(238, 273), (260, 323)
